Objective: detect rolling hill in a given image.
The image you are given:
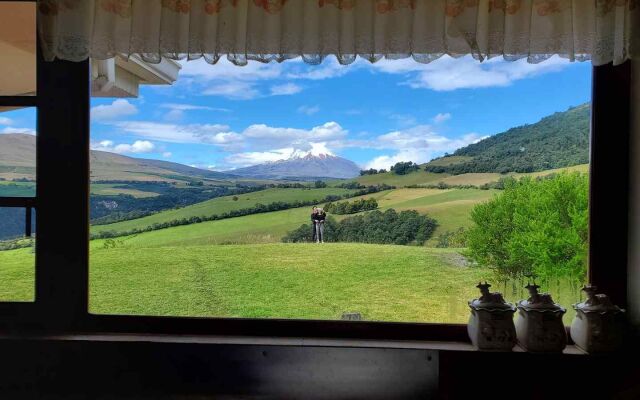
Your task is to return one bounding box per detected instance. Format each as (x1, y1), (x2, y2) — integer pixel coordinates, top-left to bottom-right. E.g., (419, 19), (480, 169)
(0, 133), (237, 183)
(424, 103), (590, 174)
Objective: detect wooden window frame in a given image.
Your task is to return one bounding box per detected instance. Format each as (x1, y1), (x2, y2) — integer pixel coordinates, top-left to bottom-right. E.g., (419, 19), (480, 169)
(0, 27), (632, 341)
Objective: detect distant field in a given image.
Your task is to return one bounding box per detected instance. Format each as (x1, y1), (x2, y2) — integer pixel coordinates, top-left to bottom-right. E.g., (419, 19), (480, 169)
(353, 171), (450, 187)
(91, 187), (355, 234)
(0, 181), (35, 197)
(91, 188), (495, 244)
(352, 163), (589, 188)
(90, 183), (161, 198)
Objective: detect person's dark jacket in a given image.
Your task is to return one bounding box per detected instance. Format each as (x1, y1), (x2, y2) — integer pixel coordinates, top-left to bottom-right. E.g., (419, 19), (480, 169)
(313, 211), (326, 222)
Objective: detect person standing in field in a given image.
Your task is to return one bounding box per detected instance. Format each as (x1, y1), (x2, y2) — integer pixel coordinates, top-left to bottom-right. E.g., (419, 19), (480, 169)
(313, 207), (326, 243)
(311, 206), (318, 242)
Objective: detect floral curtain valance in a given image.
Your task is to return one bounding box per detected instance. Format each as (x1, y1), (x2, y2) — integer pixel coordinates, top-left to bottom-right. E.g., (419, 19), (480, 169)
(38, 0), (639, 66)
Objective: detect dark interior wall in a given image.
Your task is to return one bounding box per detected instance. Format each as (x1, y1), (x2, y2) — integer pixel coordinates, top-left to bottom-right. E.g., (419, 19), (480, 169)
(0, 338), (637, 399)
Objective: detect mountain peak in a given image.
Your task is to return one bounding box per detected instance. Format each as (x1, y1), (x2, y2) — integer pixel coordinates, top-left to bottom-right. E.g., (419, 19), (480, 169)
(231, 151), (360, 179)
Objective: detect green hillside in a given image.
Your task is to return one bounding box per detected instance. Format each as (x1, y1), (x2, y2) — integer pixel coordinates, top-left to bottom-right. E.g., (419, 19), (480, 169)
(90, 188), (496, 245)
(424, 103), (590, 174)
(352, 162), (589, 188)
(91, 187), (354, 234)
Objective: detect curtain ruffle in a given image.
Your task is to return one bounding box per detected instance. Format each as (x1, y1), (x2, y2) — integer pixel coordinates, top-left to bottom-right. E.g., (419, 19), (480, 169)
(37, 0), (639, 66)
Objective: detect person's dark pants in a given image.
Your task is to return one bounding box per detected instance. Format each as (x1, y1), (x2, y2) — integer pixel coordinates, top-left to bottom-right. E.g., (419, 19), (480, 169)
(312, 222), (317, 242)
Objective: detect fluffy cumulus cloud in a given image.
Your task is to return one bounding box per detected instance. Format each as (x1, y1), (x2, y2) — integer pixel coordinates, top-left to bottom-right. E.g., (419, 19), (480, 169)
(0, 117), (13, 125)
(373, 55), (570, 91)
(92, 140), (156, 154)
(91, 99), (138, 121)
(363, 126), (484, 170)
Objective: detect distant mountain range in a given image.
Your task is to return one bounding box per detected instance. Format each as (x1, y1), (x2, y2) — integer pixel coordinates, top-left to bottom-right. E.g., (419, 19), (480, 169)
(0, 103), (590, 184)
(424, 103), (590, 174)
(229, 152), (361, 180)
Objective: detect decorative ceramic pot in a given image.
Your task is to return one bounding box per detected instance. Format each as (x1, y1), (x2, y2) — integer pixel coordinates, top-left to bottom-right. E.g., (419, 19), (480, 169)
(468, 282), (516, 351)
(515, 284), (567, 353)
(570, 285), (625, 353)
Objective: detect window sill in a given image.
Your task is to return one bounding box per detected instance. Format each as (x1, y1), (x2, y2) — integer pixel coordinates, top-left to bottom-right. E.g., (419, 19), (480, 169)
(0, 332), (587, 354)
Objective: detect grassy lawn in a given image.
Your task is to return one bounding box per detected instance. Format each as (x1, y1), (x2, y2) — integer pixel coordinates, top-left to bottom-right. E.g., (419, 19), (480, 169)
(88, 243), (487, 322)
(0, 247), (34, 301)
(0, 242), (581, 323)
(92, 187), (354, 234)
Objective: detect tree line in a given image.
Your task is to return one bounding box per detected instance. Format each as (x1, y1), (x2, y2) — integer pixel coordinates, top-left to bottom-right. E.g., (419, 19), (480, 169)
(324, 198), (378, 215)
(282, 209), (437, 246)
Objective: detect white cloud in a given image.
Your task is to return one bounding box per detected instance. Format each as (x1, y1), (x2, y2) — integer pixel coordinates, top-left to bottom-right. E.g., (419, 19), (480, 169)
(160, 103), (231, 120)
(224, 148), (296, 168)
(363, 126), (484, 170)
(242, 121), (348, 151)
(202, 81), (261, 100)
(433, 113), (452, 123)
(373, 55), (571, 91)
(162, 152), (173, 158)
(1, 127), (35, 135)
(270, 83), (303, 96)
(0, 117), (13, 125)
(160, 103), (230, 112)
(297, 105), (320, 115)
(112, 121), (243, 150)
(91, 140), (156, 154)
(91, 99), (138, 121)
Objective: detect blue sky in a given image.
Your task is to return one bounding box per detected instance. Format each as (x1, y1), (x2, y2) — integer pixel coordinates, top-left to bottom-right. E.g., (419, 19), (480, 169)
(1, 55), (591, 171)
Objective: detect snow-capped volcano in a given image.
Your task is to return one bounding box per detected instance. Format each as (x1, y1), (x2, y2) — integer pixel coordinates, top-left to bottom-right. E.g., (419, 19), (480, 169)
(229, 151), (360, 180)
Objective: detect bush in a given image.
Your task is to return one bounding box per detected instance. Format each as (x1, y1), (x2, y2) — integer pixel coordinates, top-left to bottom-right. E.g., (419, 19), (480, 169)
(283, 209), (437, 246)
(324, 198), (378, 215)
(466, 173), (588, 286)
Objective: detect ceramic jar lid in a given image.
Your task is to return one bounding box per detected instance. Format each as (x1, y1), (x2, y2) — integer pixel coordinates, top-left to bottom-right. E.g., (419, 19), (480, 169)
(573, 285), (624, 314)
(517, 283), (566, 313)
(468, 282), (516, 312)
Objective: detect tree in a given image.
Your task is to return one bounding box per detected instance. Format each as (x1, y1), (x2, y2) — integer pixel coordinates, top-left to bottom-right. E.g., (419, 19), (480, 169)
(314, 180), (327, 188)
(465, 173), (588, 287)
(390, 161), (420, 175)
(232, 196), (239, 201)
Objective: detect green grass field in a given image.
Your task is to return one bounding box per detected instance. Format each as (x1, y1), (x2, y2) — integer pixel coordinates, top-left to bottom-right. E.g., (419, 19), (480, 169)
(92, 187), (355, 234)
(0, 242), (581, 323)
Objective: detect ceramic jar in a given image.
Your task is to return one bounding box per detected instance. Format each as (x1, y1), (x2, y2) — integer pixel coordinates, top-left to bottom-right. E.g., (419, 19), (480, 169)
(468, 282), (516, 351)
(515, 284), (567, 353)
(570, 285), (625, 353)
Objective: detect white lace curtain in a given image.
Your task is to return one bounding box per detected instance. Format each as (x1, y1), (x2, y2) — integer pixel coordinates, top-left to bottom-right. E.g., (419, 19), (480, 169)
(38, 0), (639, 66)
